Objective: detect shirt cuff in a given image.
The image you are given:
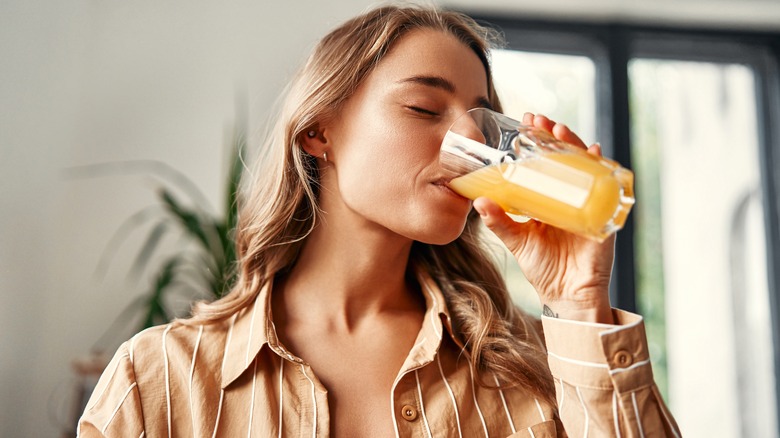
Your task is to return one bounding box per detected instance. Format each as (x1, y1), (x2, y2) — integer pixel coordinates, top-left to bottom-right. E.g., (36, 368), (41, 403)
(541, 309), (654, 393)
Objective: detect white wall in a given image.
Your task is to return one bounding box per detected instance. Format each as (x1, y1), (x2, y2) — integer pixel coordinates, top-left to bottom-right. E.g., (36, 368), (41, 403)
(1, 0), (777, 437)
(0, 1), (381, 436)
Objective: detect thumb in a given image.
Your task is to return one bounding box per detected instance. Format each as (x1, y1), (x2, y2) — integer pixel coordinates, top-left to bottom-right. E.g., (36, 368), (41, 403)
(472, 197), (529, 253)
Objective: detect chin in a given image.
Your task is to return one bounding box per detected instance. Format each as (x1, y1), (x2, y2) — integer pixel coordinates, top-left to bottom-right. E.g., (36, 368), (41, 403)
(419, 234), (462, 246)
(411, 216), (469, 245)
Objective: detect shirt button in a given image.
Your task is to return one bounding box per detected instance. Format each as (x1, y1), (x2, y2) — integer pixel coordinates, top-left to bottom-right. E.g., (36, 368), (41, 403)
(401, 404), (418, 421)
(614, 350), (633, 367)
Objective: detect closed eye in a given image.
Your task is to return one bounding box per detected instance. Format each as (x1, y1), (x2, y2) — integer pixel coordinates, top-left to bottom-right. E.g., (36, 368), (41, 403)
(408, 106), (439, 116)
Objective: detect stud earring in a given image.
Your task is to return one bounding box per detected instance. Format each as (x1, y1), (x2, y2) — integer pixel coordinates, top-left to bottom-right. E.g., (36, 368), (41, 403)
(323, 152), (329, 162)
(307, 130), (317, 138)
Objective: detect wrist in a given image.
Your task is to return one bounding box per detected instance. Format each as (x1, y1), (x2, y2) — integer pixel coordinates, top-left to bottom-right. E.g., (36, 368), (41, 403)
(542, 300), (615, 324)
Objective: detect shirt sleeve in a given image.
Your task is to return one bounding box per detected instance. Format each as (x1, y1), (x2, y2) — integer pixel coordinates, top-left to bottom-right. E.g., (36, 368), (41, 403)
(542, 309), (681, 437)
(77, 341), (145, 437)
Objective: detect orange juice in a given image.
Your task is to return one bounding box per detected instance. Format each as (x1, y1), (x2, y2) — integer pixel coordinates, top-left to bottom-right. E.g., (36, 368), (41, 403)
(448, 151), (634, 241)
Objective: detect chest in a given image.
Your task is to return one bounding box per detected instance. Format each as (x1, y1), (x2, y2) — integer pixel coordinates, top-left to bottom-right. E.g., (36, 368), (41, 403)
(287, 328), (416, 436)
(325, 374), (396, 437)
(166, 341), (556, 437)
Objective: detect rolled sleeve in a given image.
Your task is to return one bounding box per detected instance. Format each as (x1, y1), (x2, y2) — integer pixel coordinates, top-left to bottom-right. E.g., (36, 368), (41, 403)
(542, 309), (653, 391)
(541, 309), (681, 437)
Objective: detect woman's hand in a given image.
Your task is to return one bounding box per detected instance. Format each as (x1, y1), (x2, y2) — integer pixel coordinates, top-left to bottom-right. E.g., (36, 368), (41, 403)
(472, 113), (616, 324)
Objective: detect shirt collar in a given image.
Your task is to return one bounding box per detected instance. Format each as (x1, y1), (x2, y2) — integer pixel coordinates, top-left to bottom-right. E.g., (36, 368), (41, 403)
(220, 280), (275, 389)
(396, 264), (460, 374)
(220, 266), (459, 389)
(412, 263), (465, 350)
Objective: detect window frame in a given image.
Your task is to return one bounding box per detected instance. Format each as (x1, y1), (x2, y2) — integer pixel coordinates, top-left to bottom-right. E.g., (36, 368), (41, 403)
(467, 11), (780, 431)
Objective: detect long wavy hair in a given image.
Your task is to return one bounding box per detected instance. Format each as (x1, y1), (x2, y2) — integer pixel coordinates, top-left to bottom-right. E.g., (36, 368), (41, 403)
(190, 4), (556, 406)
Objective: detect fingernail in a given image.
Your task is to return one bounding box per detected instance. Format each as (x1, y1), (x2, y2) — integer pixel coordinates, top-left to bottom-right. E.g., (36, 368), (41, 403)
(474, 205), (487, 218)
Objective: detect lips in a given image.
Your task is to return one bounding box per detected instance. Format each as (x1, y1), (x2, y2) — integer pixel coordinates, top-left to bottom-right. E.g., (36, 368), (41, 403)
(431, 177), (452, 187)
(431, 177), (469, 201)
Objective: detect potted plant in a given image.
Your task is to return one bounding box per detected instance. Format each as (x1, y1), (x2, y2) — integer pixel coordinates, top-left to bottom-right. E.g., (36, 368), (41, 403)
(60, 122), (245, 436)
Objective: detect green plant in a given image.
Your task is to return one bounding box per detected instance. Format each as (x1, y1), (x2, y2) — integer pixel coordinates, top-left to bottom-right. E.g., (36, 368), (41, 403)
(69, 125), (245, 334)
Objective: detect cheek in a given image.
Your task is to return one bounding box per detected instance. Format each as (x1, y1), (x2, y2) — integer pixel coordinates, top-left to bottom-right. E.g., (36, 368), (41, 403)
(337, 147), (416, 212)
(338, 119), (430, 195)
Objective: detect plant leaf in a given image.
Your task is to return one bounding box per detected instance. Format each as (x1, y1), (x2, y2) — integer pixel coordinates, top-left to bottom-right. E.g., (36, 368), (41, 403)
(63, 159), (215, 214)
(127, 221), (170, 281)
(94, 205), (165, 281)
(218, 129), (245, 298)
(159, 189), (211, 250)
(225, 130), (245, 235)
(142, 257), (180, 328)
(90, 294), (148, 353)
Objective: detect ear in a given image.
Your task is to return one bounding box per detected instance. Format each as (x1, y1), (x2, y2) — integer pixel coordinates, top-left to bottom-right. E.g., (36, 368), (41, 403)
(300, 126), (328, 158)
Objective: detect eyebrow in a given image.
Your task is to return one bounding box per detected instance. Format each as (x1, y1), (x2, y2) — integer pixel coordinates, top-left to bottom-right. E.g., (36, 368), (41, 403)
(398, 75), (493, 110)
(399, 75), (456, 93)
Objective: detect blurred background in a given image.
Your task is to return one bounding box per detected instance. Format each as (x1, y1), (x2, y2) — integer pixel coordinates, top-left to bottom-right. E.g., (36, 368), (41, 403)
(2, 0), (779, 436)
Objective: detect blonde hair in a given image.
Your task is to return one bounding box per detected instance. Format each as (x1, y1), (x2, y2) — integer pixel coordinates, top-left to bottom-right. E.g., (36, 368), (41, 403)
(190, 4), (555, 406)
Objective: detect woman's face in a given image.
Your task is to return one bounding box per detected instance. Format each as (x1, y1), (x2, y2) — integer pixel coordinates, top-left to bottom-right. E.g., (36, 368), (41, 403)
(319, 29), (490, 245)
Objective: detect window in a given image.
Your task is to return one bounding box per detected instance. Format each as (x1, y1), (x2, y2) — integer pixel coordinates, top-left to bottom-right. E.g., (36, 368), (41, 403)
(473, 14), (780, 436)
(630, 57), (774, 436)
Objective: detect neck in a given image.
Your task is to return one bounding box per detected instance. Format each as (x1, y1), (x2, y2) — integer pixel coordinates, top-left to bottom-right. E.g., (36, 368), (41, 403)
(276, 208), (422, 331)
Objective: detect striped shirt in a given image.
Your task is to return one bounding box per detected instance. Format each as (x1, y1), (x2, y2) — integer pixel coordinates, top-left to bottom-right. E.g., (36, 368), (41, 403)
(78, 270), (680, 437)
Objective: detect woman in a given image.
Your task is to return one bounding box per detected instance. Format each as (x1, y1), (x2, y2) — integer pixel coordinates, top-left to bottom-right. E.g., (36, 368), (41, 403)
(78, 5), (680, 437)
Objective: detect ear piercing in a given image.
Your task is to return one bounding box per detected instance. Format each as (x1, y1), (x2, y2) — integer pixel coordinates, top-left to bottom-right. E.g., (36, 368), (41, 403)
(305, 130), (327, 162)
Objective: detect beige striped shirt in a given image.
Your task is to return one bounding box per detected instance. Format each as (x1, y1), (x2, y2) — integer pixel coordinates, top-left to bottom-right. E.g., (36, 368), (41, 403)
(78, 270), (680, 437)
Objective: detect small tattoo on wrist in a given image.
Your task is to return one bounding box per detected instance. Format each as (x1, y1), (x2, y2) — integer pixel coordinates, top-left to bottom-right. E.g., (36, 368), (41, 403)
(543, 305), (558, 318)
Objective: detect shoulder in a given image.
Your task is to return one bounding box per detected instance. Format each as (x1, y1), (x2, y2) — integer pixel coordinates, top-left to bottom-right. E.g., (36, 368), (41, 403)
(125, 318), (234, 381)
(80, 318), (238, 436)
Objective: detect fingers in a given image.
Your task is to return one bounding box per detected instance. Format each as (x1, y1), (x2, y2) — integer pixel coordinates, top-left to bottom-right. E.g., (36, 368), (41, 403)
(552, 123), (587, 149)
(532, 114), (556, 133)
(472, 197), (528, 253)
(587, 143), (603, 157)
(522, 112), (587, 149)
